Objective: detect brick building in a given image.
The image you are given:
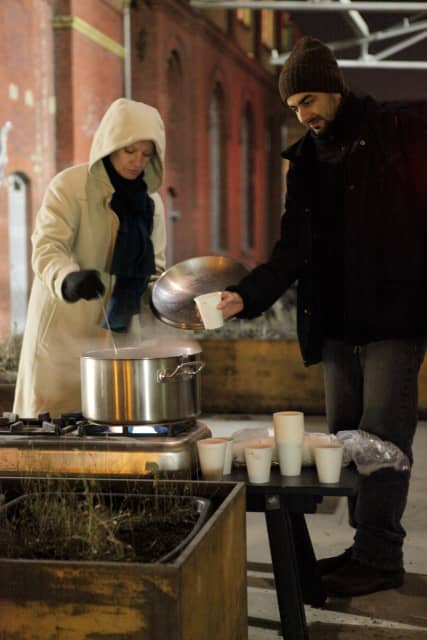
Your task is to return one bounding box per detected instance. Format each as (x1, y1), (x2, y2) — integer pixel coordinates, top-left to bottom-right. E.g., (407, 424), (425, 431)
(0, 0), (297, 339)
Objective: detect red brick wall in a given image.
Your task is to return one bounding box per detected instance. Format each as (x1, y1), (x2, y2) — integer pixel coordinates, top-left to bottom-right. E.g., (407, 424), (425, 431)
(131, 0), (284, 267)
(0, 0), (125, 339)
(0, 0), (285, 339)
(0, 0), (56, 337)
(54, 0), (124, 168)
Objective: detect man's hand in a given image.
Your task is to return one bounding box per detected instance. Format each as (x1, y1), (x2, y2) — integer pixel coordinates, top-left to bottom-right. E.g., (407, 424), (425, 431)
(217, 291), (244, 319)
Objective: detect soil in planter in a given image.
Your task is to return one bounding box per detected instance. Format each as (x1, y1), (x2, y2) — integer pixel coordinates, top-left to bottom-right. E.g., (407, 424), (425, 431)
(0, 492), (201, 563)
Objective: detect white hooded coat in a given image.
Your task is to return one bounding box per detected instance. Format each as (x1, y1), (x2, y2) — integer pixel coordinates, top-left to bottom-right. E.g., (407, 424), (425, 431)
(13, 99), (166, 417)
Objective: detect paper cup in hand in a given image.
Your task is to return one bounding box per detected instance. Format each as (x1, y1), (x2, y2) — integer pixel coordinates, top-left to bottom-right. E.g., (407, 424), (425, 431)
(194, 291), (224, 330)
(314, 444), (344, 483)
(273, 411), (304, 444)
(196, 437), (227, 480)
(244, 445), (273, 484)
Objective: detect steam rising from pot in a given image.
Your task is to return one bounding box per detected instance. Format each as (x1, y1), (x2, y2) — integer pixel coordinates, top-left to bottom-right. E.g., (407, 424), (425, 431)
(84, 301), (202, 359)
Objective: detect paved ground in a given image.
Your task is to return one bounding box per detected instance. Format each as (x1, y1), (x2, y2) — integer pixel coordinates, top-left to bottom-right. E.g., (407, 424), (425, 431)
(203, 414), (427, 640)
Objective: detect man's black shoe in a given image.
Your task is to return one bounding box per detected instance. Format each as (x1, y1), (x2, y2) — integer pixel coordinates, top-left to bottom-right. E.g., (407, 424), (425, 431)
(317, 547), (353, 576)
(322, 559), (405, 597)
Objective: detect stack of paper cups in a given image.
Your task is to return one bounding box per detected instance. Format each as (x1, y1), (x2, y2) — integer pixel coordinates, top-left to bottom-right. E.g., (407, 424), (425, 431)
(222, 437), (234, 475)
(273, 411), (304, 477)
(196, 438), (227, 480)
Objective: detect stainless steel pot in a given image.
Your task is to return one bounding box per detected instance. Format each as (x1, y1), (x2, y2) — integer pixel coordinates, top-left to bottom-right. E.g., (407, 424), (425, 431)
(81, 344), (204, 425)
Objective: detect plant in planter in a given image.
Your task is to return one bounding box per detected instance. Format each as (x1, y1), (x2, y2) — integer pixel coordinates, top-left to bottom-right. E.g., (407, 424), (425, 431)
(0, 477), (248, 640)
(0, 483), (210, 564)
(0, 328), (21, 383)
(0, 329), (21, 413)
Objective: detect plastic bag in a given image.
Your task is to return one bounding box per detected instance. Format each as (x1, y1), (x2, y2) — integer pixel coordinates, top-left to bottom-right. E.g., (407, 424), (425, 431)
(231, 427), (277, 465)
(302, 432), (336, 466)
(335, 429), (410, 476)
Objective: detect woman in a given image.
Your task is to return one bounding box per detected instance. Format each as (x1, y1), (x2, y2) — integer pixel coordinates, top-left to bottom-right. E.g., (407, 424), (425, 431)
(13, 98), (166, 417)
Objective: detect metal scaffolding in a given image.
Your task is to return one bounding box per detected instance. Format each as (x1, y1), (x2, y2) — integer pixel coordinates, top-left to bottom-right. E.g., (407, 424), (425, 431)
(190, 1), (427, 69)
(191, 1), (427, 11)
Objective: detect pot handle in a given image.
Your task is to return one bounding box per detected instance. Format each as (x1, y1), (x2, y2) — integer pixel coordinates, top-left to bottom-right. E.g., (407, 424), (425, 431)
(157, 360), (205, 382)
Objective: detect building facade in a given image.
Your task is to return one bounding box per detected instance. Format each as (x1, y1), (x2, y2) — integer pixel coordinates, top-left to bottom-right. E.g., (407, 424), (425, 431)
(0, 0), (297, 339)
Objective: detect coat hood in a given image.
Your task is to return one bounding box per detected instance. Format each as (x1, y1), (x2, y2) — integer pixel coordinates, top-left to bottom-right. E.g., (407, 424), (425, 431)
(89, 98), (165, 193)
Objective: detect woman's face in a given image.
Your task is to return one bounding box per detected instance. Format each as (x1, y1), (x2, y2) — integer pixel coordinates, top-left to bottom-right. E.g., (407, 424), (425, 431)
(109, 140), (154, 179)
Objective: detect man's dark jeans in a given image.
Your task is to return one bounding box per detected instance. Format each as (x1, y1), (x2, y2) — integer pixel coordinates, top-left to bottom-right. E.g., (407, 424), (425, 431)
(322, 338), (426, 571)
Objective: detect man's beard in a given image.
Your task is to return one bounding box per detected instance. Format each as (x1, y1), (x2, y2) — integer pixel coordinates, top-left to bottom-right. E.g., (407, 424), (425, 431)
(308, 116), (334, 137)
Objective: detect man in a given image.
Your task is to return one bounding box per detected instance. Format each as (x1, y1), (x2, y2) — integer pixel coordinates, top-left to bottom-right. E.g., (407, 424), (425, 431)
(219, 37), (427, 597)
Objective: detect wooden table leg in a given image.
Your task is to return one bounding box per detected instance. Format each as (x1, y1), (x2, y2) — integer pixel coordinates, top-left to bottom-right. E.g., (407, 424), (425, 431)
(264, 494), (308, 640)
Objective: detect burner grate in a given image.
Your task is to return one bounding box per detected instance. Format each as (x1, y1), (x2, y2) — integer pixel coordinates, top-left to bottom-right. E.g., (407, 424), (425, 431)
(0, 412), (198, 438)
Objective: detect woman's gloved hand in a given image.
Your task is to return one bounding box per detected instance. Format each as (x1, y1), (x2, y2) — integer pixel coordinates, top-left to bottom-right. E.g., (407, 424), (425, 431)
(62, 270), (105, 302)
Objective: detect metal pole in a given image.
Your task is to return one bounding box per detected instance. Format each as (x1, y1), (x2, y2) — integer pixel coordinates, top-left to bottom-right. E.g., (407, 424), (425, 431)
(328, 20), (427, 51)
(271, 54), (427, 68)
(337, 59), (427, 68)
(339, 0), (370, 39)
(123, 0), (132, 99)
(191, 1), (427, 13)
(375, 30), (427, 59)
(0, 121), (12, 187)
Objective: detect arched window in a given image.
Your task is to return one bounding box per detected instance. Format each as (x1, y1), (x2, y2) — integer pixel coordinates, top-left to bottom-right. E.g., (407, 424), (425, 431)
(166, 49), (184, 265)
(209, 83), (228, 251)
(7, 172), (30, 332)
(241, 103), (255, 251)
(166, 186), (180, 267)
(167, 50), (182, 138)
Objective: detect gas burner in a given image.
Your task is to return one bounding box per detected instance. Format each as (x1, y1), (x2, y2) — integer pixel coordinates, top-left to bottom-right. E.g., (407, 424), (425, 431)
(78, 419), (198, 438)
(0, 412), (86, 436)
(0, 412), (200, 439)
(0, 414), (211, 478)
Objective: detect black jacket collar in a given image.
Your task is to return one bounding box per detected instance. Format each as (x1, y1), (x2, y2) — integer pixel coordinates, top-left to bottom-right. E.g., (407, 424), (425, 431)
(281, 93), (375, 162)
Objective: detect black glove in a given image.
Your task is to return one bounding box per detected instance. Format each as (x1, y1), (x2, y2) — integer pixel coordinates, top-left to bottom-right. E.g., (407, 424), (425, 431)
(62, 270), (105, 302)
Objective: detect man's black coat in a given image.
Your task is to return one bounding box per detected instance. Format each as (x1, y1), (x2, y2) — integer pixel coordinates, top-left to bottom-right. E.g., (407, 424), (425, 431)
(231, 94), (427, 365)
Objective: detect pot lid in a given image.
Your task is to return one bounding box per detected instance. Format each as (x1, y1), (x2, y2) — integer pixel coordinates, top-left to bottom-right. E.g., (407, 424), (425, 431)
(82, 339), (202, 360)
(150, 255), (249, 330)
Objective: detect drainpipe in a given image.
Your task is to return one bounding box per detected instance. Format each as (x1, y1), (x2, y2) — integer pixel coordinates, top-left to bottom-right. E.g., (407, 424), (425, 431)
(0, 121), (12, 186)
(123, 0), (132, 99)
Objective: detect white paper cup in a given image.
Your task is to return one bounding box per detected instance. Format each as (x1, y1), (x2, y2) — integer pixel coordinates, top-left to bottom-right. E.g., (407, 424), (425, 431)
(273, 411), (305, 444)
(244, 445), (273, 484)
(194, 291), (224, 330)
(197, 438), (227, 480)
(314, 444), (344, 483)
(303, 433), (334, 466)
(222, 438), (234, 475)
(277, 442), (303, 477)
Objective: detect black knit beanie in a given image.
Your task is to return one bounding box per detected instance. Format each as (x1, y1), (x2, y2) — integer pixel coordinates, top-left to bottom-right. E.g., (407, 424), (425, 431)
(278, 37), (347, 103)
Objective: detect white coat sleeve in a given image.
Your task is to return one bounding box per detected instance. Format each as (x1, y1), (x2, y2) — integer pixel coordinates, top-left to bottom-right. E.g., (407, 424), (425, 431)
(31, 170), (82, 299)
(151, 192), (166, 274)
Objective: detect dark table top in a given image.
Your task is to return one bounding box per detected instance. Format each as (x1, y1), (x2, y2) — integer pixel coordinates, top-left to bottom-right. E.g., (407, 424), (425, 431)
(224, 465), (359, 498)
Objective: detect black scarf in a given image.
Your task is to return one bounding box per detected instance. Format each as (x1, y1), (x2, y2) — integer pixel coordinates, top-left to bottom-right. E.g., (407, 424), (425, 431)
(102, 156), (156, 332)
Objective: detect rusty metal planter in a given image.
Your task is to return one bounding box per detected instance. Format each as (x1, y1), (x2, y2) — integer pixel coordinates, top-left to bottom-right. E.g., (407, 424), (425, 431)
(0, 479), (247, 640)
(200, 338), (325, 414)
